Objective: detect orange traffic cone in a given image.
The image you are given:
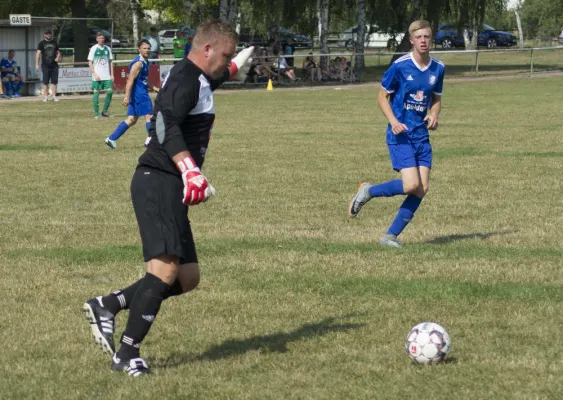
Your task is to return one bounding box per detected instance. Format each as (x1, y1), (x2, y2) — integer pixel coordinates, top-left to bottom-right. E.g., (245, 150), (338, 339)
(266, 78), (273, 91)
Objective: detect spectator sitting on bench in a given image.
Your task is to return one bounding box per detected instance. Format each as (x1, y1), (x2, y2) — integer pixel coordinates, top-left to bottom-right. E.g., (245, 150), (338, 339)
(245, 47), (267, 83)
(303, 52), (322, 81)
(1, 50), (24, 97)
(273, 49), (300, 83)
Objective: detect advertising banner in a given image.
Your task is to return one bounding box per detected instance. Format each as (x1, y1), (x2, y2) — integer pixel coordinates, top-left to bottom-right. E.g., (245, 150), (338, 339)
(57, 67), (92, 93)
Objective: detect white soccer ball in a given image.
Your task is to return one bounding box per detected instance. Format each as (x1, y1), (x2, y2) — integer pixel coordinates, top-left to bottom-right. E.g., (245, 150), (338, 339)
(405, 322), (451, 364)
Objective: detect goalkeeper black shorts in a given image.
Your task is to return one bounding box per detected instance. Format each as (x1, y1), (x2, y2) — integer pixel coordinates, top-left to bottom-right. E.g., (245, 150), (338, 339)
(131, 166), (198, 265)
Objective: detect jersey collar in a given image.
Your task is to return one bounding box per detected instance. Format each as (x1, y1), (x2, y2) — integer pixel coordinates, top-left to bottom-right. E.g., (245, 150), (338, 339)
(409, 52), (432, 72)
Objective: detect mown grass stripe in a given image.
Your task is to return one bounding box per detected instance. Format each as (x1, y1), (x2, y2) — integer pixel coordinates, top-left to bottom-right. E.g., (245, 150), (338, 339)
(6, 238), (563, 263)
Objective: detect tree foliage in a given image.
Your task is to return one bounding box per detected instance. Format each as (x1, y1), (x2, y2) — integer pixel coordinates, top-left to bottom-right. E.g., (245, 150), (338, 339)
(519, 0), (563, 39)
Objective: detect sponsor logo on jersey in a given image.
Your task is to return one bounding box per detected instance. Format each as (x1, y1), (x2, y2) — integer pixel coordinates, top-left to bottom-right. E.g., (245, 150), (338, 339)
(403, 103), (427, 112)
(409, 91), (426, 102)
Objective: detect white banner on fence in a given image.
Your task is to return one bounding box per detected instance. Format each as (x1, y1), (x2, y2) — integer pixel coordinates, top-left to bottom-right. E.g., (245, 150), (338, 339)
(56, 67), (92, 93)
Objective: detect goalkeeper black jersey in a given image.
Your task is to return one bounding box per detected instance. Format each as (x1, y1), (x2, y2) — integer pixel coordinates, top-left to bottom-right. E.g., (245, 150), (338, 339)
(138, 58), (229, 175)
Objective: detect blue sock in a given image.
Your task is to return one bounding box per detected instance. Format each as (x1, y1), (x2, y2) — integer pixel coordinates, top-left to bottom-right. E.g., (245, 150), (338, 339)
(388, 195), (423, 236)
(109, 121), (130, 141)
(368, 180), (405, 198)
(14, 81), (23, 94)
(3, 82), (10, 95)
(10, 81), (16, 94)
(145, 122), (151, 134)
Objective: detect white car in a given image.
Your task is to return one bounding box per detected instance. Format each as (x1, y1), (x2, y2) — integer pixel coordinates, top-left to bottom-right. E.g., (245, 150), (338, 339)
(158, 29), (178, 48)
(340, 25), (404, 50)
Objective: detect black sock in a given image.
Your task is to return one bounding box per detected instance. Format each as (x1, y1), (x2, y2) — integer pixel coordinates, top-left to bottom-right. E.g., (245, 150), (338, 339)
(102, 278), (183, 315)
(117, 273), (170, 360)
(163, 279), (183, 299)
(100, 278), (144, 315)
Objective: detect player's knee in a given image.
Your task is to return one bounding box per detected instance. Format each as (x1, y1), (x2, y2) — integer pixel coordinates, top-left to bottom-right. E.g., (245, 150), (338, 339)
(403, 181), (420, 194)
(126, 116), (137, 125)
(177, 263), (200, 293)
(182, 273), (200, 292)
(106, 89), (113, 95)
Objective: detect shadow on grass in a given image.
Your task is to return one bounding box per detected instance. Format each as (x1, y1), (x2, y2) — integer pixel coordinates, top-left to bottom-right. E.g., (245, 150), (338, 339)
(425, 231), (514, 245)
(151, 315), (365, 369)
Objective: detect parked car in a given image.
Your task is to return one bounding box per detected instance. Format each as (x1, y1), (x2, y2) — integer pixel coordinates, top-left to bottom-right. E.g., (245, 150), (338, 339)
(278, 27), (313, 48)
(339, 24), (404, 50)
(237, 28), (269, 47)
(115, 36), (132, 47)
(434, 23), (517, 49)
(158, 29), (178, 48)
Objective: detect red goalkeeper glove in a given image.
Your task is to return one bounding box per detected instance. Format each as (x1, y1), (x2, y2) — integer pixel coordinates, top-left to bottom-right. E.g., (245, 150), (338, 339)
(177, 156), (208, 205)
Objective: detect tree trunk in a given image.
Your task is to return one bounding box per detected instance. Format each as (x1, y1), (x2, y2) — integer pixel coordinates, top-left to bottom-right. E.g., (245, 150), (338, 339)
(355, 0), (365, 69)
(463, 28), (472, 49)
(69, 0), (88, 62)
(131, 0), (139, 43)
(318, 0), (329, 71)
(390, 0), (421, 64)
(466, 21), (479, 50)
(219, 0), (229, 21)
(515, 10), (523, 48)
(228, 0), (238, 25)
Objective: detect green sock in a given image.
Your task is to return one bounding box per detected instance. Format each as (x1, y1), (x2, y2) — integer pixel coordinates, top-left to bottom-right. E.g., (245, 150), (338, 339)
(103, 90), (113, 113)
(93, 91), (100, 115)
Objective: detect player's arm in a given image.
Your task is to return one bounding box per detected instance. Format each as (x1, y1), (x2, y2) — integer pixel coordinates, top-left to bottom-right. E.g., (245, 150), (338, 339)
(424, 93), (442, 130)
(209, 46), (255, 89)
(88, 60), (99, 81)
(377, 87), (408, 135)
(123, 61), (142, 106)
(1, 60), (12, 73)
(109, 49), (114, 82)
(35, 49), (41, 71)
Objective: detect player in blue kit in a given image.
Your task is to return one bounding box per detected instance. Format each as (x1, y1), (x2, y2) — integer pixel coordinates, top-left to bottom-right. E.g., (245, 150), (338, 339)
(105, 39), (159, 149)
(348, 20), (445, 247)
(1, 50), (24, 98)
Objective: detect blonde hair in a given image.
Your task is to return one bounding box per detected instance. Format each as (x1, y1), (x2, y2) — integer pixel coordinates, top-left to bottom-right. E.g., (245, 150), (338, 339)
(192, 19), (238, 50)
(408, 20), (432, 38)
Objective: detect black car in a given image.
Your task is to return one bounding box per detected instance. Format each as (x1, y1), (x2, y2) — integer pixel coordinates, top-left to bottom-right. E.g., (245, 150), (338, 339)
(434, 23), (517, 49)
(278, 27), (313, 48)
(237, 28), (269, 47)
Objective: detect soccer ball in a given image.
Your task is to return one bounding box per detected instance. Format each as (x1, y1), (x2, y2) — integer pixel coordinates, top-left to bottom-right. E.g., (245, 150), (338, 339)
(405, 322), (451, 364)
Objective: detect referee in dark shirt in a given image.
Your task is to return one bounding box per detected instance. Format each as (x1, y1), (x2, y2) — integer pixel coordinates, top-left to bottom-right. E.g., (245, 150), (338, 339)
(83, 20), (254, 376)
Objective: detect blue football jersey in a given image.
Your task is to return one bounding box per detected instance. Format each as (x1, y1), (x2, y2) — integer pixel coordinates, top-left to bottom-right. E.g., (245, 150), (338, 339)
(381, 53), (445, 144)
(0, 57), (17, 75)
(129, 55), (150, 103)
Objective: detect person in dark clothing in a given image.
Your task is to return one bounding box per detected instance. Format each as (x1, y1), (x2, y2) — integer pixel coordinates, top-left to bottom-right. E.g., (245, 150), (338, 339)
(35, 29), (61, 102)
(83, 20), (254, 377)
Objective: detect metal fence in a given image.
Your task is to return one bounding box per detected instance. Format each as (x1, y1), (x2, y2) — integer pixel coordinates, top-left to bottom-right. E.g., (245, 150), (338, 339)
(25, 45), (563, 95)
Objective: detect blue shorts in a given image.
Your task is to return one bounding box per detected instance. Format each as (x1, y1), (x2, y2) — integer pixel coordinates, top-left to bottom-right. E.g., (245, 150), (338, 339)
(388, 140), (432, 171)
(127, 95), (153, 117)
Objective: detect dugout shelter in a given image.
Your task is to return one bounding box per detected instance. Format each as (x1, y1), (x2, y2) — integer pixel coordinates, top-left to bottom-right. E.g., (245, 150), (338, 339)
(0, 18), (58, 93)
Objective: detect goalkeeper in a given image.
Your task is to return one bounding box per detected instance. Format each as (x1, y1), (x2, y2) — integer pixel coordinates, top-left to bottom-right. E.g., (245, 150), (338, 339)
(83, 20), (253, 377)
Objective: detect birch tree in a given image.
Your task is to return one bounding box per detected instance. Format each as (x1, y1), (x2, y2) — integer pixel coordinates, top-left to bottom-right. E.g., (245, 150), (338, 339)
(355, 0), (366, 68)
(318, 0), (330, 70)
